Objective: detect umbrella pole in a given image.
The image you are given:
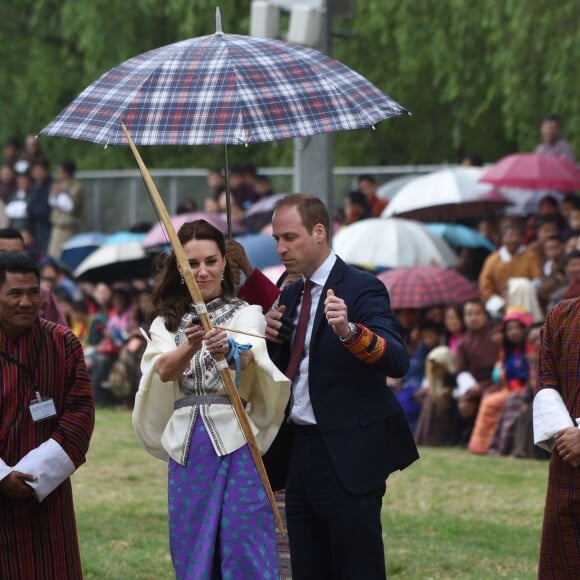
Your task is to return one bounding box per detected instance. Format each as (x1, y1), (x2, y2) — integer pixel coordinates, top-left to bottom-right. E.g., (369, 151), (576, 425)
(224, 144), (232, 238)
(121, 124), (285, 536)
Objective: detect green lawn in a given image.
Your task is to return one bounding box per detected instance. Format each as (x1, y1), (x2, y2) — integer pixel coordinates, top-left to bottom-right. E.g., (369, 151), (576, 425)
(74, 408), (549, 579)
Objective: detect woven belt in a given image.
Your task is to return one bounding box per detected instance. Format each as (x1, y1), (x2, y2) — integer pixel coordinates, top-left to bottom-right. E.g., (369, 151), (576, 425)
(174, 395), (231, 409)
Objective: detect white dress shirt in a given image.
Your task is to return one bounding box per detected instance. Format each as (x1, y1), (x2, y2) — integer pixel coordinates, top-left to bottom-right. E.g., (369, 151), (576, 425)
(289, 251), (337, 425)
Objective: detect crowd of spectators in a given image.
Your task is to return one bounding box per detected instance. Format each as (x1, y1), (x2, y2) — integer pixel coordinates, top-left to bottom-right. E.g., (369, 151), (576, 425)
(2, 117), (578, 456)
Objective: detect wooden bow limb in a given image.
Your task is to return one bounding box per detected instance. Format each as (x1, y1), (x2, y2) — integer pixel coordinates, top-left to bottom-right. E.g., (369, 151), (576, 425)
(121, 124), (285, 536)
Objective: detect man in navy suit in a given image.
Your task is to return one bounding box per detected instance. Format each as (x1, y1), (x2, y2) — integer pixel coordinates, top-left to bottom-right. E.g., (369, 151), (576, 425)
(265, 194), (419, 579)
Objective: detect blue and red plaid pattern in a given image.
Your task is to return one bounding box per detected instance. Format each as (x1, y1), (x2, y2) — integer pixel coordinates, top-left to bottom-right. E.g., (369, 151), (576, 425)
(40, 32), (407, 146)
(377, 266), (479, 309)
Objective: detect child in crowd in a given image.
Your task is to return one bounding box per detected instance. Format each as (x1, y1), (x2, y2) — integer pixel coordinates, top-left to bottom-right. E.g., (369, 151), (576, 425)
(443, 304), (464, 356)
(468, 308), (532, 454)
(396, 320), (442, 433)
(415, 345), (457, 446)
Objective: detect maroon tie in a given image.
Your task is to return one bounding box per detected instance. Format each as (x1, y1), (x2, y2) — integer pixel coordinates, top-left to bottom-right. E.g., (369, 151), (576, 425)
(285, 279), (314, 380)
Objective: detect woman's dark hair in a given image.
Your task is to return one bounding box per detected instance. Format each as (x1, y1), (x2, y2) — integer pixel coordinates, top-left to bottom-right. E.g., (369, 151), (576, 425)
(149, 220), (234, 331)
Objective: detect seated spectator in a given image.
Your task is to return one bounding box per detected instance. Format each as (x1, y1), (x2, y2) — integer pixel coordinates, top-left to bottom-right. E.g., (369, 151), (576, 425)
(488, 322), (543, 457)
(443, 304), (464, 356)
(529, 215), (561, 264)
(537, 235), (566, 308)
(357, 174), (387, 217)
(547, 249), (580, 309)
(70, 299), (92, 348)
(479, 220), (542, 316)
(5, 169), (31, 231)
(415, 345), (458, 446)
(90, 286), (136, 406)
(344, 190), (372, 224)
(0, 162), (17, 205)
(396, 320), (442, 433)
(468, 308), (532, 454)
(505, 277), (544, 323)
(254, 174), (275, 200)
(453, 299), (501, 445)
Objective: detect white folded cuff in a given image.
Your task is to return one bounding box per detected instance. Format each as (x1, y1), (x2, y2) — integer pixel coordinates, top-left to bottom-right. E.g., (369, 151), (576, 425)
(0, 458), (11, 483)
(12, 438), (75, 502)
(533, 388), (575, 452)
(452, 371), (477, 399)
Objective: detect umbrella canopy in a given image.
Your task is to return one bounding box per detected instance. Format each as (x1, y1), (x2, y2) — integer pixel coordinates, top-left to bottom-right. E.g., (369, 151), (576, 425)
(74, 240), (154, 283)
(142, 211), (240, 249)
(233, 233), (281, 270)
(426, 223), (496, 252)
(332, 218), (458, 270)
(376, 174), (417, 200)
(479, 153), (580, 192)
(383, 167), (510, 221)
(59, 231), (108, 270)
(377, 266), (479, 309)
(40, 12), (406, 146)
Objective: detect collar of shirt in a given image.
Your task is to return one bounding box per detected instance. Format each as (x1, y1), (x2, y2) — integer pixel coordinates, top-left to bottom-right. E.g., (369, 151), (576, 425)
(301, 251), (337, 289)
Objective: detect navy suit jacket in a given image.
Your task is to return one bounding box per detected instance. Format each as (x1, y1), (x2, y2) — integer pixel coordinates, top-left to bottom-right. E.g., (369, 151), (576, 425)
(265, 257), (419, 495)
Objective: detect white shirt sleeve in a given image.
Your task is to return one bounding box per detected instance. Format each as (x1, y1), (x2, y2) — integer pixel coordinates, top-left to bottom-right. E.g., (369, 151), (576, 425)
(533, 388), (575, 452)
(12, 438), (76, 502)
(52, 192), (75, 213)
(0, 458), (12, 482)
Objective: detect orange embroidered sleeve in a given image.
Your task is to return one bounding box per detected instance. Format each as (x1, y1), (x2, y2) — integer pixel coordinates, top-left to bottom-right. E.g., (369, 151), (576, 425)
(342, 323), (386, 363)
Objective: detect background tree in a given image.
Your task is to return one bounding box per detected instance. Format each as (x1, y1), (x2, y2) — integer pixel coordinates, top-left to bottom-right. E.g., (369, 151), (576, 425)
(1, 0), (578, 170)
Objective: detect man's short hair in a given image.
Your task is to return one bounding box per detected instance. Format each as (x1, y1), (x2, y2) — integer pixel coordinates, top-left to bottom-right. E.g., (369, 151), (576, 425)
(274, 194), (330, 242)
(541, 113), (561, 125)
(0, 228), (25, 242)
(0, 252), (40, 286)
(59, 159), (76, 176)
(501, 220), (524, 236)
(357, 174), (376, 185)
(565, 249), (580, 265)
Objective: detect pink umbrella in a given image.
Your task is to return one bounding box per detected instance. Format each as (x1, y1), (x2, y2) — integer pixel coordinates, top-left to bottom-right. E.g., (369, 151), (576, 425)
(479, 153), (580, 191)
(142, 211), (243, 248)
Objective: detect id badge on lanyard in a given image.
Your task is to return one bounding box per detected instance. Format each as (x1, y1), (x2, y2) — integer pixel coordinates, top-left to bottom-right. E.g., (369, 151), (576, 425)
(29, 391), (57, 422)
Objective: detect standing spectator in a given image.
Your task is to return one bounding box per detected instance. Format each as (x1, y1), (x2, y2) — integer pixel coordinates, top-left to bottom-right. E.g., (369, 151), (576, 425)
(443, 304), (464, 356)
(47, 160), (84, 259)
(533, 297), (580, 578)
(2, 137), (21, 168)
(357, 174), (387, 217)
(264, 194), (418, 579)
(18, 134), (47, 173)
(534, 113), (575, 163)
(26, 157), (52, 256)
(0, 163), (17, 204)
(5, 169), (31, 232)
(0, 252), (94, 578)
(478, 221), (543, 314)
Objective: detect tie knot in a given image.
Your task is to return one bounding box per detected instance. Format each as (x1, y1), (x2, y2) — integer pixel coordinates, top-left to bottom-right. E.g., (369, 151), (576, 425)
(304, 279), (314, 292)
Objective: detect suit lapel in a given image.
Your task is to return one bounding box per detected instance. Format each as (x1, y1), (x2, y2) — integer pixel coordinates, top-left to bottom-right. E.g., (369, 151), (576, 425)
(311, 258), (347, 342)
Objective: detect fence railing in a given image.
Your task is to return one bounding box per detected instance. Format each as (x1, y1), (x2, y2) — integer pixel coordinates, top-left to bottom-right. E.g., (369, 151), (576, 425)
(77, 164), (448, 232)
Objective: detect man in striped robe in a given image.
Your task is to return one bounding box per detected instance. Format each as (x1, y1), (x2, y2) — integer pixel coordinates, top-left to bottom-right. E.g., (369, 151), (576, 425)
(533, 297), (580, 579)
(0, 252), (94, 579)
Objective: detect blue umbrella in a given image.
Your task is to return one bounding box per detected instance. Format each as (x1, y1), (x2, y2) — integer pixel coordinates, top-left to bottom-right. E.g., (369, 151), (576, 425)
(105, 231), (146, 245)
(233, 233), (281, 270)
(59, 231), (108, 270)
(426, 223), (495, 252)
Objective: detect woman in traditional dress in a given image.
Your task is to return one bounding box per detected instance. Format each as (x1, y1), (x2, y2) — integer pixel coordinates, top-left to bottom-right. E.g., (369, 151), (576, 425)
(133, 220), (290, 579)
(468, 308), (532, 454)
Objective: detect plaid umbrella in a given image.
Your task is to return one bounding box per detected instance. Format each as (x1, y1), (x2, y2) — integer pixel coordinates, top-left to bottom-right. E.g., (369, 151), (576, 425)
(40, 11), (406, 146)
(479, 153), (580, 192)
(377, 266), (479, 309)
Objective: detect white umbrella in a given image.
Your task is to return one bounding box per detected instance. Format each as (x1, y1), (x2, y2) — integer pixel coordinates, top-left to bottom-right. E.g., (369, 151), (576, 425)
(74, 240), (152, 282)
(376, 174), (417, 200)
(383, 166), (509, 221)
(332, 218), (458, 270)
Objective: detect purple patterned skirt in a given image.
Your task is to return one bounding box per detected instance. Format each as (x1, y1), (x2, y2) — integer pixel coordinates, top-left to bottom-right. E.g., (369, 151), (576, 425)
(168, 416), (279, 579)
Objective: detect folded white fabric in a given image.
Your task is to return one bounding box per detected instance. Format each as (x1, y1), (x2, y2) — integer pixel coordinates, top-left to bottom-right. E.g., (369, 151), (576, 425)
(452, 371), (477, 400)
(533, 388), (576, 452)
(13, 438), (75, 502)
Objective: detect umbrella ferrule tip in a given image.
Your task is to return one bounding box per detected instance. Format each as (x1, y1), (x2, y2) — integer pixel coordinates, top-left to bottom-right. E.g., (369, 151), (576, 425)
(215, 7), (223, 34)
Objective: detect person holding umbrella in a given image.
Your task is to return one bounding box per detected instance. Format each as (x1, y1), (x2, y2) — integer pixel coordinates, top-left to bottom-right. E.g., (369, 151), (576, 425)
(133, 219), (290, 579)
(264, 194), (418, 579)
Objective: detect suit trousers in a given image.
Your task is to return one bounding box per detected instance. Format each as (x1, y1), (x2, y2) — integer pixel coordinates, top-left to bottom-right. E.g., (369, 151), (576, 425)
(285, 424), (387, 580)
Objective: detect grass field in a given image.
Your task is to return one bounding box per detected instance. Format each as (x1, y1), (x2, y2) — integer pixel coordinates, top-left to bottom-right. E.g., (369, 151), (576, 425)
(74, 408), (549, 579)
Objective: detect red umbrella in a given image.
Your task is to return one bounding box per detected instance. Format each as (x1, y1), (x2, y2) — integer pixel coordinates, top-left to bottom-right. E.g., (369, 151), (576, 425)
(377, 266), (479, 309)
(479, 153), (580, 191)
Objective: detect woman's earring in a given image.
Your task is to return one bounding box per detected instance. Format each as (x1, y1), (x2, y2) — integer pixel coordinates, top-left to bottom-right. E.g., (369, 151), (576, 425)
(221, 269), (225, 281)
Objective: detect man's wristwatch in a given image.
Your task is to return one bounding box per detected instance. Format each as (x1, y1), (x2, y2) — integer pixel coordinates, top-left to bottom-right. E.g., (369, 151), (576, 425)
(339, 322), (359, 343)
